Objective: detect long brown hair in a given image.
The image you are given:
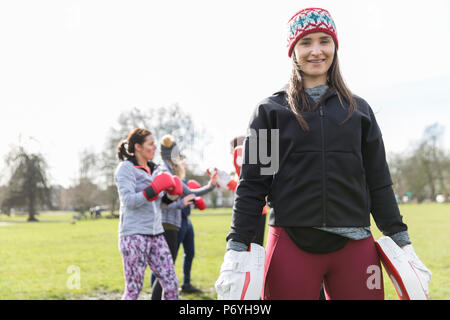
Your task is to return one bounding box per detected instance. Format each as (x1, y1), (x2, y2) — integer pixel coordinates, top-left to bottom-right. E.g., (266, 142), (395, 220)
(168, 159), (186, 180)
(287, 49), (359, 131)
(117, 128), (152, 161)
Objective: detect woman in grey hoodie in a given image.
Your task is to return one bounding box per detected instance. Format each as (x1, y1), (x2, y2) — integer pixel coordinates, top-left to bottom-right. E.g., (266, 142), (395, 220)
(115, 128), (182, 300)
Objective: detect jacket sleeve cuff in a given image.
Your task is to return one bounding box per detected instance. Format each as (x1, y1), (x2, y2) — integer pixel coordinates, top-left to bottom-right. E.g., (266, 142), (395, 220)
(161, 193), (174, 204)
(167, 198), (185, 209)
(189, 184), (215, 197)
(226, 239), (249, 252)
(389, 231), (412, 247)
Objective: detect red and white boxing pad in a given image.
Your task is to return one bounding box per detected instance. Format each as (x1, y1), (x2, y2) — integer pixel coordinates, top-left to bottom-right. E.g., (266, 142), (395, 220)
(215, 169), (237, 191)
(375, 237), (430, 300)
(233, 146), (243, 177)
(215, 243), (265, 300)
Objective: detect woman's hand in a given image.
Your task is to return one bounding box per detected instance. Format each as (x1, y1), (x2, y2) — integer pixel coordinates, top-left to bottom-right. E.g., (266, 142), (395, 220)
(183, 194), (195, 207)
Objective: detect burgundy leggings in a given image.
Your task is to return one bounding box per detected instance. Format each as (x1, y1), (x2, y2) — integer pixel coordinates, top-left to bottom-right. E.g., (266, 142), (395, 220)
(263, 226), (384, 300)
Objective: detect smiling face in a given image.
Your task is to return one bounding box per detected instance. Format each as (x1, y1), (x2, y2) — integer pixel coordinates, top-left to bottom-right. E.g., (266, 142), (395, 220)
(292, 32), (335, 87)
(134, 134), (157, 162)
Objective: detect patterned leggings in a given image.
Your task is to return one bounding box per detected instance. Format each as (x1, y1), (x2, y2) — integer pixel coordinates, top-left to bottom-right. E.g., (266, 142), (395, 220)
(119, 234), (179, 300)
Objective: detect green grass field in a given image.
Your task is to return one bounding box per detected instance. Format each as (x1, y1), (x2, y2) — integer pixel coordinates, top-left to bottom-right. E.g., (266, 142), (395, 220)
(0, 203), (449, 300)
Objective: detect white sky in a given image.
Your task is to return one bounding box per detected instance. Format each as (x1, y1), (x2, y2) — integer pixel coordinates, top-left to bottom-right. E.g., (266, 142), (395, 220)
(1, 0), (450, 187)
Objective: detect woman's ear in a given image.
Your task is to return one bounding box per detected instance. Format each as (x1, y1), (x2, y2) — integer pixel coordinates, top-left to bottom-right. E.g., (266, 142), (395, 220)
(133, 142), (141, 154)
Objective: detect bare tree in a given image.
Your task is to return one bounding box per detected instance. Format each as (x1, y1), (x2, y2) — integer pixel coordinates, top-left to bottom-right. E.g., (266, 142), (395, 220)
(422, 123), (448, 198)
(68, 178), (101, 215)
(0, 185), (10, 215)
(387, 123), (450, 202)
(68, 149), (102, 215)
(388, 152), (408, 198)
(106, 104), (204, 160)
(98, 146), (119, 215)
(100, 103), (211, 211)
(78, 149), (98, 182)
(2, 146), (52, 221)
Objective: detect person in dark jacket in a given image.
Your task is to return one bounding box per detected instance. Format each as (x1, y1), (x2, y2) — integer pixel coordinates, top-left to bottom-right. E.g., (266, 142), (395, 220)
(174, 156), (208, 294)
(151, 134), (217, 299)
(220, 7), (431, 300)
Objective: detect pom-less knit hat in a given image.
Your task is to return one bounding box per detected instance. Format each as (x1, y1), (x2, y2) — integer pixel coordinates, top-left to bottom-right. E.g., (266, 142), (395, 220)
(287, 7), (338, 57)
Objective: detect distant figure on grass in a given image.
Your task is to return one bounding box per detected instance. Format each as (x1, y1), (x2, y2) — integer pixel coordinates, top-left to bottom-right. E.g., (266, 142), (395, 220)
(174, 155), (209, 294)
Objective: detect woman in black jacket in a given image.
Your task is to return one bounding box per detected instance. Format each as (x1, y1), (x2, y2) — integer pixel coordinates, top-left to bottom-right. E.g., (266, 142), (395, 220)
(220, 7), (431, 300)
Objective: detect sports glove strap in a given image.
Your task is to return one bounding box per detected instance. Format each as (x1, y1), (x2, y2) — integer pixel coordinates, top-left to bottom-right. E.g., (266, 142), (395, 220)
(142, 185), (158, 201)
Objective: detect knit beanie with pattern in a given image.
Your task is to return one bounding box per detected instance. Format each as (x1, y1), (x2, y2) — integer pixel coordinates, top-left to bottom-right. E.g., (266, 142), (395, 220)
(287, 7), (338, 57)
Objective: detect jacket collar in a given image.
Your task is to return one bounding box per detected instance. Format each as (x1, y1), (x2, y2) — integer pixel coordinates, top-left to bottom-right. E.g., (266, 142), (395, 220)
(273, 83), (289, 95)
(128, 156), (158, 174)
(273, 83), (337, 105)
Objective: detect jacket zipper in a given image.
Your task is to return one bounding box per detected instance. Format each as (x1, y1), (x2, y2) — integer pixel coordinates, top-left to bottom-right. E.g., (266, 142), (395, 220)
(319, 106), (327, 226)
(151, 201), (157, 235)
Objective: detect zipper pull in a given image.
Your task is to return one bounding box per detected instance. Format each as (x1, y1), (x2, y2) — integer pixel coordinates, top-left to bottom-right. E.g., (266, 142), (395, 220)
(319, 106), (324, 117)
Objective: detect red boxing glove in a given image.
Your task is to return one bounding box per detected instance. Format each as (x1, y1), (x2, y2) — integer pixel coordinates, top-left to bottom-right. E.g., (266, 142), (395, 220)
(187, 180), (206, 210)
(167, 175), (183, 200)
(233, 146), (243, 177)
(194, 197), (206, 210)
(143, 172), (175, 201)
(187, 180), (202, 190)
(227, 179), (237, 192)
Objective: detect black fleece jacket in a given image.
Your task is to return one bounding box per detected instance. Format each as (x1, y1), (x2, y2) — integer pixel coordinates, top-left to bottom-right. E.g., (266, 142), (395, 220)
(226, 85), (407, 246)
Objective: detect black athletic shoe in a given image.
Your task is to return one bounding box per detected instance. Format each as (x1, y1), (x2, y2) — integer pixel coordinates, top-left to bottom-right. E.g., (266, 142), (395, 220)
(181, 284), (202, 294)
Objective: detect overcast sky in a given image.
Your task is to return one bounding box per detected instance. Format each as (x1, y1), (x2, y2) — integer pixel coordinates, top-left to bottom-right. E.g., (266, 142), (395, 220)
(1, 0), (450, 187)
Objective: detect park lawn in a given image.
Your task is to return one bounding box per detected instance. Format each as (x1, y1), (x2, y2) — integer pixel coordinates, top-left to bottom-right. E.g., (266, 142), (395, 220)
(370, 203), (450, 300)
(0, 209), (231, 300)
(0, 203), (448, 300)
